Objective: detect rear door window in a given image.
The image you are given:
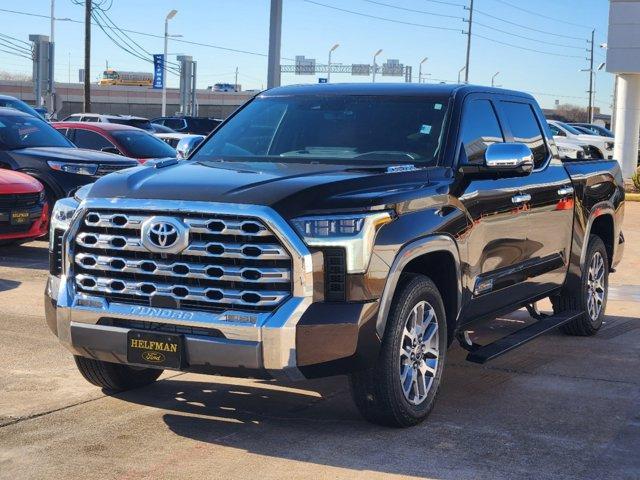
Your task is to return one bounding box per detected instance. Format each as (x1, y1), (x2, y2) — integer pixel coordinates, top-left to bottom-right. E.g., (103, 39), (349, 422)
(500, 101), (549, 168)
(73, 129), (115, 150)
(459, 99), (504, 164)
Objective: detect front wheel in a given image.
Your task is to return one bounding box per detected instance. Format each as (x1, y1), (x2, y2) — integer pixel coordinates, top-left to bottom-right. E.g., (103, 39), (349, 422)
(74, 356), (163, 392)
(349, 274), (447, 427)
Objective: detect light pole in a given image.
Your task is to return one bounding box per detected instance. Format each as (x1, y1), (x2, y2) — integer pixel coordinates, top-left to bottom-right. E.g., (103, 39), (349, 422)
(162, 9), (177, 117)
(457, 66), (466, 84)
(372, 48), (383, 83)
(418, 57), (428, 84)
(491, 71), (500, 87)
(327, 43), (339, 83)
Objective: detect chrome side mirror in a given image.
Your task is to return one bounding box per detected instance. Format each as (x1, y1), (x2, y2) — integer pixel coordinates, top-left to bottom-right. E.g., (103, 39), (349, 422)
(176, 135), (204, 160)
(484, 142), (534, 175)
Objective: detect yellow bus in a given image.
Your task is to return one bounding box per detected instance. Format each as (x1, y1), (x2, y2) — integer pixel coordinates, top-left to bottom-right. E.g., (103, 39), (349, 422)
(99, 69), (153, 86)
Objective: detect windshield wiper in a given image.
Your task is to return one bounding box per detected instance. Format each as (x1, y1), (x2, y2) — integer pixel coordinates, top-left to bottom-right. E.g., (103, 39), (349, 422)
(353, 151), (420, 161)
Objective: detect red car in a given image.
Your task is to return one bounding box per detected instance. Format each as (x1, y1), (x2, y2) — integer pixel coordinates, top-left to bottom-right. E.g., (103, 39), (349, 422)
(0, 169), (48, 244)
(53, 122), (176, 164)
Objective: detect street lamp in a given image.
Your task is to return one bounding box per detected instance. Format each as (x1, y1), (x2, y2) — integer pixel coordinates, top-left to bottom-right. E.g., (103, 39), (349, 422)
(418, 57), (428, 84)
(491, 71), (500, 87)
(372, 48), (383, 83)
(457, 66), (466, 84)
(162, 9), (178, 117)
(327, 43), (339, 83)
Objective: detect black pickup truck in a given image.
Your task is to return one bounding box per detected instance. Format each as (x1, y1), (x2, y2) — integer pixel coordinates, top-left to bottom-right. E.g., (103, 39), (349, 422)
(45, 84), (624, 427)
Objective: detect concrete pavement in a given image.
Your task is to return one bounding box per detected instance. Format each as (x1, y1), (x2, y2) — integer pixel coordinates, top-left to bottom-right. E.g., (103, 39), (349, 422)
(0, 206), (639, 480)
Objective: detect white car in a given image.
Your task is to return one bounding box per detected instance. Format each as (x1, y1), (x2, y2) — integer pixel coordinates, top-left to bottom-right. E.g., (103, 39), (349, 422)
(554, 137), (591, 160)
(154, 132), (192, 149)
(548, 120), (614, 159)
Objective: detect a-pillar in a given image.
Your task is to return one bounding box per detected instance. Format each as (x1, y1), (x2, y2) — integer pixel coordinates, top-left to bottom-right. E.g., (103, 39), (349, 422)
(613, 74), (640, 179)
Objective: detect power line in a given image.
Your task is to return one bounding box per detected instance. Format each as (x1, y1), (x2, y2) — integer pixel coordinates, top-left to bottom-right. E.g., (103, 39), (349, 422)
(0, 47), (31, 60)
(0, 32), (31, 49)
(487, 0), (593, 29)
(92, 8), (180, 71)
(473, 9), (586, 41)
(474, 33), (585, 59)
(0, 38), (32, 56)
(362, 0), (464, 20)
(303, 0), (463, 32)
(473, 21), (586, 50)
(423, 0), (466, 7)
(91, 9), (180, 75)
(0, 7), (290, 61)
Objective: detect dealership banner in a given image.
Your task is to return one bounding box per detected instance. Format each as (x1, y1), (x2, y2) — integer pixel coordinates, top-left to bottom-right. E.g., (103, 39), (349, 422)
(153, 54), (164, 89)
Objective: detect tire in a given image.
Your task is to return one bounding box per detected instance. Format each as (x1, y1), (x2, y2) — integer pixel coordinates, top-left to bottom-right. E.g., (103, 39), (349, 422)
(552, 234), (609, 336)
(349, 274), (447, 427)
(74, 356), (163, 392)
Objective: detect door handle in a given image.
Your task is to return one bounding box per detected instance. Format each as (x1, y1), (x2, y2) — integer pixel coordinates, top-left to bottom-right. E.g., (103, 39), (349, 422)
(511, 193), (531, 204)
(557, 186), (574, 196)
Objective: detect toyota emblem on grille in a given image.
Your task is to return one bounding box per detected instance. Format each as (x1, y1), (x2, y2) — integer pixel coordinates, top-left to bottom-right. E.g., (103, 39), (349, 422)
(141, 216), (189, 254)
(149, 222), (178, 247)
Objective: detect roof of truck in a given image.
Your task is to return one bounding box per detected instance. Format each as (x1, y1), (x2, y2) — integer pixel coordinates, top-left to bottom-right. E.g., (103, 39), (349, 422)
(260, 83), (534, 100)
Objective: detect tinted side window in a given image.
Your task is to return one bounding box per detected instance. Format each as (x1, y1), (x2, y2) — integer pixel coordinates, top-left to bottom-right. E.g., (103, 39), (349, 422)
(73, 130), (114, 150)
(164, 118), (186, 130)
(459, 99), (504, 164)
(501, 102), (549, 168)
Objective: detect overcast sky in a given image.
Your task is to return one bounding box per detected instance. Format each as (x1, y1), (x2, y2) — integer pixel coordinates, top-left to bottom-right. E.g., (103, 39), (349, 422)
(0, 0), (612, 112)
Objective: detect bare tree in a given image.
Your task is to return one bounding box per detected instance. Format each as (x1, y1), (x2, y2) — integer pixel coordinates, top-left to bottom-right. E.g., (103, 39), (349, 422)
(549, 104), (589, 123)
(0, 71), (32, 81)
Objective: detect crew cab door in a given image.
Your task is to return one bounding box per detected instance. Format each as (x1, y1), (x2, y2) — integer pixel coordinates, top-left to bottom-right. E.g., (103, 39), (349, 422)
(455, 96), (532, 323)
(496, 100), (573, 296)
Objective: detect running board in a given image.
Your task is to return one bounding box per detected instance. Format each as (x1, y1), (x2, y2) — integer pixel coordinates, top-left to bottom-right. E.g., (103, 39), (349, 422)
(466, 310), (582, 364)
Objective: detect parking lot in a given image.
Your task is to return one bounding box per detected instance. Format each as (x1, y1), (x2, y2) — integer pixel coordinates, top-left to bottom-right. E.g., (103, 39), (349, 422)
(0, 205), (637, 480)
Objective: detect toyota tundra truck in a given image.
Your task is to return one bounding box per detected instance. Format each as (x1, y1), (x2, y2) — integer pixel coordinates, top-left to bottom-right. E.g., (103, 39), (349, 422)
(45, 84), (624, 427)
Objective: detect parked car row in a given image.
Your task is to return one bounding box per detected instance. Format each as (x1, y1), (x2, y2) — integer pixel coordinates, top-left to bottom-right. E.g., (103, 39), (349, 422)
(547, 120), (615, 160)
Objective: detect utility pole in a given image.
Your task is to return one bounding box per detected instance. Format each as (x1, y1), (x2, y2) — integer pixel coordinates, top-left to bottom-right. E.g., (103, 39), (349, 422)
(49, 0), (56, 112)
(464, 0), (474, 83)
(83, 0), (91, 112)
(587, 29), (595, 123)
(267, 0), (282, 88)
(235, 66), (239, 91)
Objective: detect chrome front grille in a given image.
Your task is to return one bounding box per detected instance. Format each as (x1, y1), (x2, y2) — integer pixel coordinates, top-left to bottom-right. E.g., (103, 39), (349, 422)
(72, 209), (293, 313)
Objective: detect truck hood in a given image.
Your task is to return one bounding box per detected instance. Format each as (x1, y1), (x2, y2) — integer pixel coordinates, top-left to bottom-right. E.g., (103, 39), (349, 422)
(87, 159), (437, 218)
(7, 147), (137, 164)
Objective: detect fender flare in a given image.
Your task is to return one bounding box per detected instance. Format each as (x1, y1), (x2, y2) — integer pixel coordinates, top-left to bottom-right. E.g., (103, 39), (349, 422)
(375, 234), (462, 338)
(580, 205), (615, 270)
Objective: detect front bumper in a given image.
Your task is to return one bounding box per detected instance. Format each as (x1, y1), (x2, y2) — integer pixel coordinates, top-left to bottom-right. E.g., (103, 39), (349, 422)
(45, 275), (379, 380)
(45, 198), (381, 381)
(0, 203), (49, 241)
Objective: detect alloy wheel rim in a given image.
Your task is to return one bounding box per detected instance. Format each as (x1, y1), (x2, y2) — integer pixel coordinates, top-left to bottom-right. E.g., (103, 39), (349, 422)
(399, 300), (440, 406)
(586, 251), (606, 322)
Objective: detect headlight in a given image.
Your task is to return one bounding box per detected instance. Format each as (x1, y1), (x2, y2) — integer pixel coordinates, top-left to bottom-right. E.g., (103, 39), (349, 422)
(47, 161), (98, 176)
(291, 211), (393, 273)
(49, 197), (79, 240)
(557, 145), (578, 159)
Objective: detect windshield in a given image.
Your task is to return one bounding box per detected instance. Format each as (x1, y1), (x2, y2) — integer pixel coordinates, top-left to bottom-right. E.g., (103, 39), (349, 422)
(556, 121), (584, 135)
(0, 114), (73, 150)
(192, 95), (449, 164)
(112, 130), (176, 158)
(110, 118), (153, 130)
(103, 70), (118, 79)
